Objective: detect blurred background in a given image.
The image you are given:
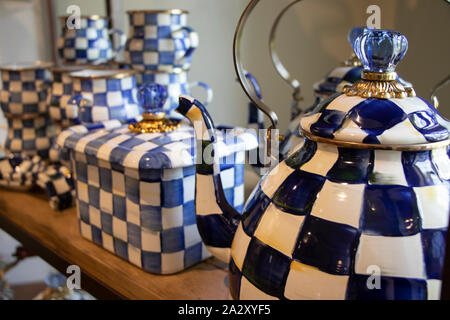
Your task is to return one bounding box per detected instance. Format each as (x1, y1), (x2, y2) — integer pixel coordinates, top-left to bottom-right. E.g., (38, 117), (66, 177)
(0, 0), (449, 297)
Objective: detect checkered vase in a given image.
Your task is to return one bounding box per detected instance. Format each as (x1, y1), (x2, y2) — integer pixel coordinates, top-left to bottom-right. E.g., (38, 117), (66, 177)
(125, 11), (198, 71)
(0, 68), (50, 117)
(57, 16), (125, 65)
(65, 75), (141, 123)
(4, 117), (55, 160)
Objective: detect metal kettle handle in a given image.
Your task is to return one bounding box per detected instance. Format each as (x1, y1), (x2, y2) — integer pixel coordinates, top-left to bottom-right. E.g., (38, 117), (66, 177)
(270, 0), (303, 108)
(430, 74), (449, 109)
(233, 0), (278, 131)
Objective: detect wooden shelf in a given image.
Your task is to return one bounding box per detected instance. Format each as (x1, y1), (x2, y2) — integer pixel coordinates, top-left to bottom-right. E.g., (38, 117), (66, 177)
(0, 188), (229, 300)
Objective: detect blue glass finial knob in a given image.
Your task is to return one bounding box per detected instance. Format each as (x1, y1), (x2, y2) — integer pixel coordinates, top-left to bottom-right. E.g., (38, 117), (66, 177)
(352, 29), (408, 73)
(347, 26), (370, 47)
(138, 83), (168, 114)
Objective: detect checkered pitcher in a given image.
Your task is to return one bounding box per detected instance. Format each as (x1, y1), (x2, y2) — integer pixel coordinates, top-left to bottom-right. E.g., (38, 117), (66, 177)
(175, 4), (450, 300)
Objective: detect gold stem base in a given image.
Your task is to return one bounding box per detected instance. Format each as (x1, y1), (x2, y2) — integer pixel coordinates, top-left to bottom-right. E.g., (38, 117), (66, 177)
(128, 118), (180, 134)
(343, 79), (416, 99)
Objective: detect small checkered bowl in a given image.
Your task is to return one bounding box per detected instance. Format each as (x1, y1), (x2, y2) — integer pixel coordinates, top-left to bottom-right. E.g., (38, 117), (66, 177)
(66, 69), (142, 124)
(0, 62), (53, 117)
(0, 154), (46, 191)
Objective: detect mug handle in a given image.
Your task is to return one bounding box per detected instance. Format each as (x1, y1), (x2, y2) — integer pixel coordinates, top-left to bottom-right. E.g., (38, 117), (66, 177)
(109, 29), (127, 59)
(173, 26), (199, 67)
(65, 94), (92, 123)
(187, 81), (213, 106)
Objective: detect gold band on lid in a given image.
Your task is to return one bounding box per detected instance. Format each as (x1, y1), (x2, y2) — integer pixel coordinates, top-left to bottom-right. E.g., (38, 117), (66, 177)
(362, 71), (397, 81)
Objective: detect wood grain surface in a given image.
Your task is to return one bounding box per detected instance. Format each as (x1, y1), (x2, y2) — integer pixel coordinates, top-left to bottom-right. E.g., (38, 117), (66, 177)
(0, 189), (229, 300)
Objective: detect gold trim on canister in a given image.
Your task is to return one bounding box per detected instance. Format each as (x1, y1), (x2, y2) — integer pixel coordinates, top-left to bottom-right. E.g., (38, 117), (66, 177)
(69, 69), (138, 80)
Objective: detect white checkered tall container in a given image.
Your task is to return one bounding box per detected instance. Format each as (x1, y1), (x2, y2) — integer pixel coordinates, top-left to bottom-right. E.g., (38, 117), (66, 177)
(56, 120), (257, 274)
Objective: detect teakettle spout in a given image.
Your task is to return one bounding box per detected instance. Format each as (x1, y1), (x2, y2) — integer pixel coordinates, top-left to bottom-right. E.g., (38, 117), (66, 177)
(176, 95), (241, 263)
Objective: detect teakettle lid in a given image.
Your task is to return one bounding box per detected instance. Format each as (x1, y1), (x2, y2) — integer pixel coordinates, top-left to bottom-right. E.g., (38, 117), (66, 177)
(301, 29), (450, 148)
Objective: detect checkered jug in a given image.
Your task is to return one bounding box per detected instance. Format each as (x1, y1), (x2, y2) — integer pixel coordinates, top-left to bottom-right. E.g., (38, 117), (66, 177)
(65, 69), (141, 124)
(125, 10), (199, 71)
(176, 27), (450, 300)
(57, 15), (126, 65)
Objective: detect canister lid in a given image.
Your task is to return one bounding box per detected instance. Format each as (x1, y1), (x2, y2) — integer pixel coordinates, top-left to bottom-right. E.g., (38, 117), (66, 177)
(56, 120), (257, 170)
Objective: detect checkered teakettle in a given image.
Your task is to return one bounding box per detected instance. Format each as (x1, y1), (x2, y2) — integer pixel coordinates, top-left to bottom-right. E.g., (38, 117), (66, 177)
(176, 24), (450, 301)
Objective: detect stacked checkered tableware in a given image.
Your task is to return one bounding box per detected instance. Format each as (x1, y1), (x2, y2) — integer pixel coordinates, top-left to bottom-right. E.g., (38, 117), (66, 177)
(56, 84), (258, 274)
(124, 9), (212, 118)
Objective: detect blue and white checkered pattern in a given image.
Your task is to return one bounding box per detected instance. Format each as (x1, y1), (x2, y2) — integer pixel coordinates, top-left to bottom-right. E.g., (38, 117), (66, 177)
(5, 117), (55, 159)
(313, 66), (363, 98)
(57, 17), (121, 65)
(139, 70), (212, 115)
(177, 94), (449, 300)
(0, 69), (50, 116)
(65, 75), (141, 123)
(227, 141), (449, 300)
(57, 120), (257, 274)
(125, 11), (198, 71)
(37, 164), (75, 211)
(301, 94), (449, 145)
(0, 155), (45, 189)
(48, 68), (80, 125)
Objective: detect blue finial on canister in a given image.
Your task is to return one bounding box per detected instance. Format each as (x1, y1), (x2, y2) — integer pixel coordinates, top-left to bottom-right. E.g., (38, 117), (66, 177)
(138, 83), (168, 115)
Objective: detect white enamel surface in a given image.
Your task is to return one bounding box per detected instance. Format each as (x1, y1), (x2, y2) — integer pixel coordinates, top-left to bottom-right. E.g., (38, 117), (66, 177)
(141, 228), (161, 252)
(239, 277), (278, 300)
(99, 189), (112, 213)
(284, 261), (349, 300)
(254, 203), (305, 258)
(89, 207), (101, 229)
(162, 206), (184, 229)
(260, 162), (294, 198)
(139, 181), (161, 206)
(355, 234), (425, 279)
(432, 148), (450, 180)
(377, 119), (427, 145)
(299, 112), (321, 132)
(301, 143), (339, 176)
(427, 280), (442, 300)
(326, 94), (365, 113)
(311, 181), (365, 228)
(371, 150), (408, 185)
(126, 199), (141, 226)
(161, 251), (184, 274)
(102, 232), (114, 253)
(195, 174), (222, 216)
(231, 223), (252, 271)
(184, 224), (202, 249)
(333, 118), (369, 143)
(112, 216), (128, 242)
(414, 185), (449, 229)
(391, 97), (430, 114)
(206, 246), (230, 264)
(128, 245), (142, 268)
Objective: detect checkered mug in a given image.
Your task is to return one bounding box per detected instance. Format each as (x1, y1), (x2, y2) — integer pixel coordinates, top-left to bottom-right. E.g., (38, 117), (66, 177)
(66, 69), (142, 124)
(125, 10), (199, 71)
(57, 15), (126, 65)
(0, 62), (53, 117)
(139, 68), (213, 116)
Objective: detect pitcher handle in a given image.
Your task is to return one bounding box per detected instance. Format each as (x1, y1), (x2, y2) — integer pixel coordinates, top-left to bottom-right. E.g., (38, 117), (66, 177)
(430, 74), (449, 109)
(109, 28), (127, 59)
(187, 81), (213, 106)
(269, 0), (303, 118)
(234, 0), (280, 166)
(173, 26), (199, 67)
